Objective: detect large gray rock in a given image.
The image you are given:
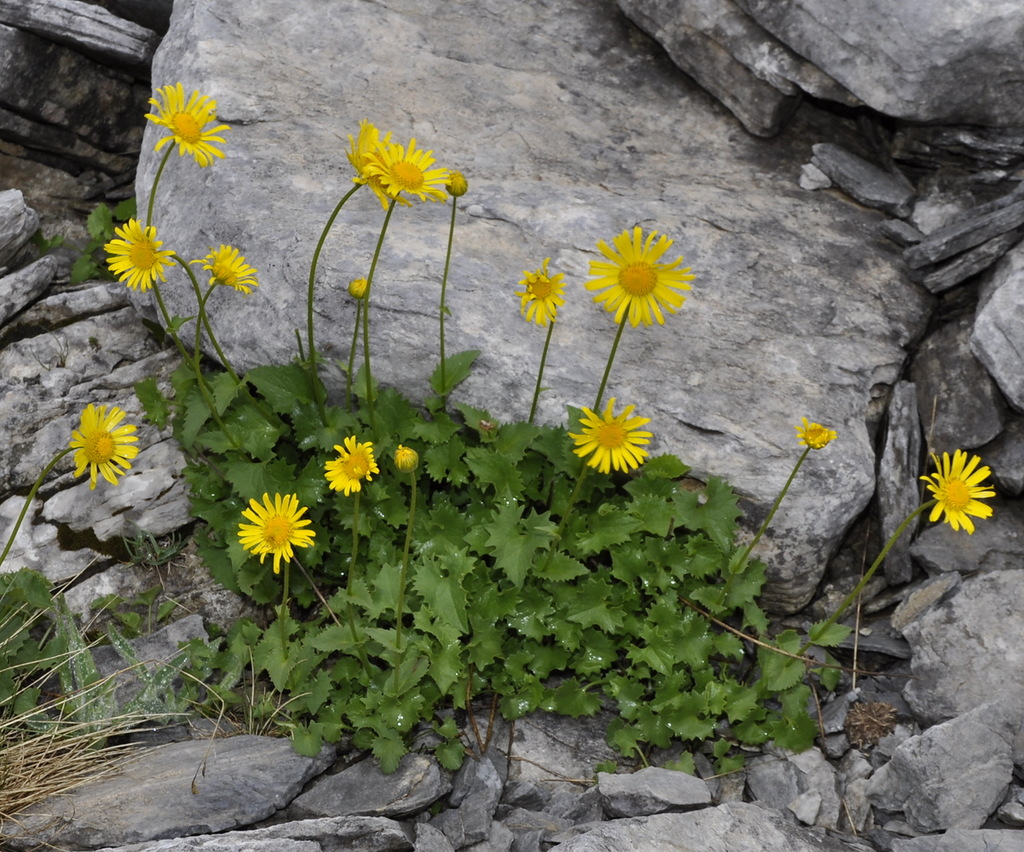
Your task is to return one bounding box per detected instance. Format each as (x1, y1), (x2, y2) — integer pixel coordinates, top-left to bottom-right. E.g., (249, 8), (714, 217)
(901, 570), (1024, 725)
(738, 0), (1024, 127)
(0, 736), (335, 850)
(596, 767), (711, 817)
(0, 23), (147, 172)
(893, 830), (1024, 852)
(867, 701), (1018, 832)
(0, 188), (40, 270)
(553, 802), (875, 851)
(139, 0), (929, 613)
(972, 241), (1024, 411)
(0, 0), (159, 70)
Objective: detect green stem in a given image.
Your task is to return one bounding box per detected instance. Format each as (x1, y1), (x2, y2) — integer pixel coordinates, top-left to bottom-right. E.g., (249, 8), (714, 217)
(306, 184), (362, 422)
(799, 501), (932, 656)
(0, 449), (72, 569)
(145, 147), (174, 228)
(393, 471), (418, 695)
(362, 197), (398, 437)
(346, 300), (363, 412)
(175, 256), (241, 384)
(344, 491), (372, 678)
(528, 320), (556, 424)
(593, 315), (628, 411)
(732, 447), (811, 574)
(542, 460), (590, 573)
(279, 559), (291, 651)
(438, 197), (458, 411)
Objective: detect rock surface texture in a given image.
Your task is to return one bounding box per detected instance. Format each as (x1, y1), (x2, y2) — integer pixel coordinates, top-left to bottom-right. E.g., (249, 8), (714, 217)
(4, 0), (1024, 850)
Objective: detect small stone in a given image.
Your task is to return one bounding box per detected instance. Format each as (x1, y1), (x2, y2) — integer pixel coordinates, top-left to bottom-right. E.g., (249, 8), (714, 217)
(799, 162), (832, 191)
(811, 143), (915, 217)
(597, 767), (711, 818)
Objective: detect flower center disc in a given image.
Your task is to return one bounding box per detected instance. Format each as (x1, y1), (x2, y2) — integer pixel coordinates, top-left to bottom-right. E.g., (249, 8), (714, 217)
(263, 516), (292, 548)
(619, 263), (657, 296)
(213, 262), (236, 287)
(392, 161), (424, 191)
(86, 431), (116, 463)
(344, 455), (369, 479)
(530, 278), (552, 299)
(943, 479), (971, 510)
(171, 112), (202, 144)
(597, 423), (627, 449)
(130, 241), (157, 270)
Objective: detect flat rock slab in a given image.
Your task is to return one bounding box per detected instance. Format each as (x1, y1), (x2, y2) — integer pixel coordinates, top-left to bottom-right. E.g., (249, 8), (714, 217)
(597, 767), (711, 817)
(554, 802), (875, 851)
(1, 735), (335, 851)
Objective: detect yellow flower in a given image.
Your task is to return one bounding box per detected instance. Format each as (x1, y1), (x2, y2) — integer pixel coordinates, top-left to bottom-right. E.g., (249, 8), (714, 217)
(569, 398), (652, 474)
(145, 82), (229, 167)
(446, 171), (468, 198)
(69, 404), (139, 489)
(796, 417), (837, 450)
(104, 219), (176, 292)
(191, 245), (259, 295)
(585, 226), (695, 327)
(394, 445), (419, 473)
(346, 119), (406, 210)
(348, 277), (368, 300)
(325, 436), (380, 496)
(920, 450), (995, 534)
(364, 138), (449, 204)
(516, 258), (566, 327)
(238, 492), (316, 574)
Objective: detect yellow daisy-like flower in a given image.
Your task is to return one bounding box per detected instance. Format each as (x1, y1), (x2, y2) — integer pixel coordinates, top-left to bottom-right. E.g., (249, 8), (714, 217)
(796, 417), (837, 450)
(191, 245), (259, 295)
(394, 445), (419, 473)
(104, 219), (176, 292)
(569, 398), (652, 474)
(585, 226), (695, 327)
(348, 277), (368, 300)
(516, 258), (566, 327)
(364, 138), (450, 204)
(145, 82), (229, 167)
(346, 119), (406, 210)
(325, 436), (380, 496)
(238, 492), (316, 575)
(920, 450), (996, 535)
(69, 404), (139, 490)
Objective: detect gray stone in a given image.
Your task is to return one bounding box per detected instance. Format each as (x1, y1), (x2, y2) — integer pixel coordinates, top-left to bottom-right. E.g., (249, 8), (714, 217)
(431, 750), (505, 847)
(904, 190), (1024, 269)
(0, 23), (148, 170)
(738, 0), (1024, 127)
(745, 746), (841, 830)
(909, 499), (1024, 578)
(983, 416), (1024, 496)
(501, 711), (621, 785)
(800, 163), (832, 191)
(0, 188), (39, 270)
(500, 807), (573, 838)
(91, 817), (414, 852)
(140, 0), (930, 615)
(0, 0), (159, 70)
(892, 830), (1024, 852)
(972, 241), (1024, 411)
(878, 218), (924, 247)
(890, 573), (962, 633)
(289, 752), (451, 819)
(876, 381), (921, 583)
(867, 701), (1017, 832)
(911, 317), (1005, 450)
(893, 125), (1024, 172)
(596, 767), (711, 817)
(902, 571), (1024, 724)
(554, 802), (876, 851)
(0, 736), (336, 850)
(463, 820), (513, 852)
(810, 143), (915, 217)
(917, 229), (1024, 294)
(0, 254), (59, 325)
(414, 823), (456, 852)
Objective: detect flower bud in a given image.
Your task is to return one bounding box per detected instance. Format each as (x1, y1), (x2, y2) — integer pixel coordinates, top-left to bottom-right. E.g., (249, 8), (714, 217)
(348, 277), (368, 299)
(446, 171), (468, 198)
(394, 445), (419, 473)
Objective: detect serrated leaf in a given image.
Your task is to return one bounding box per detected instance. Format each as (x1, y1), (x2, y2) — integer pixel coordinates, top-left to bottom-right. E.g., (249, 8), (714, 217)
(573, 504), (639, 556)
(223, 457), (298, 500)
(423, 437), (469, 485)
(807, 620), (852, 648)
(465, 446), (523, 497)
(209, 371), (241, 415)
(371, 732), (408, 774)
(134, 377), (171, 429)
(246, 363), (316, 411)
(430, 349), (480, 396)
(484, 502), (553, 587)
(412, 552), (471, 633)
(641, 453), (691, 479)
(86, 203), (114, 241)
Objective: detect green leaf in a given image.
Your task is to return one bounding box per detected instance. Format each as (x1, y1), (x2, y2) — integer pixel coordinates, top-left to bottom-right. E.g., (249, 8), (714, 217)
(70, 254), (101, 284)
(423, 437), (469, 485)
(209, 371), (241, 415)
(223, 457), (298, 500)
(807, 620), (852, 648)
(113, 197), (137, 220)
(573, 504), (639, 555)
(430, 349), (480, 396)
(757, 630), (807, 692)
(134, 377), (171, 429)
(465, 446), (523, 498)
(557, 577), (624, 633)
(484, 502), (554, 587)
(371, 732), (408, 774)
(86, 203), (114, 241)
(641, 453), (690, 479)
(412, 552), (471, 634)
(246, 363), (315, 411)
